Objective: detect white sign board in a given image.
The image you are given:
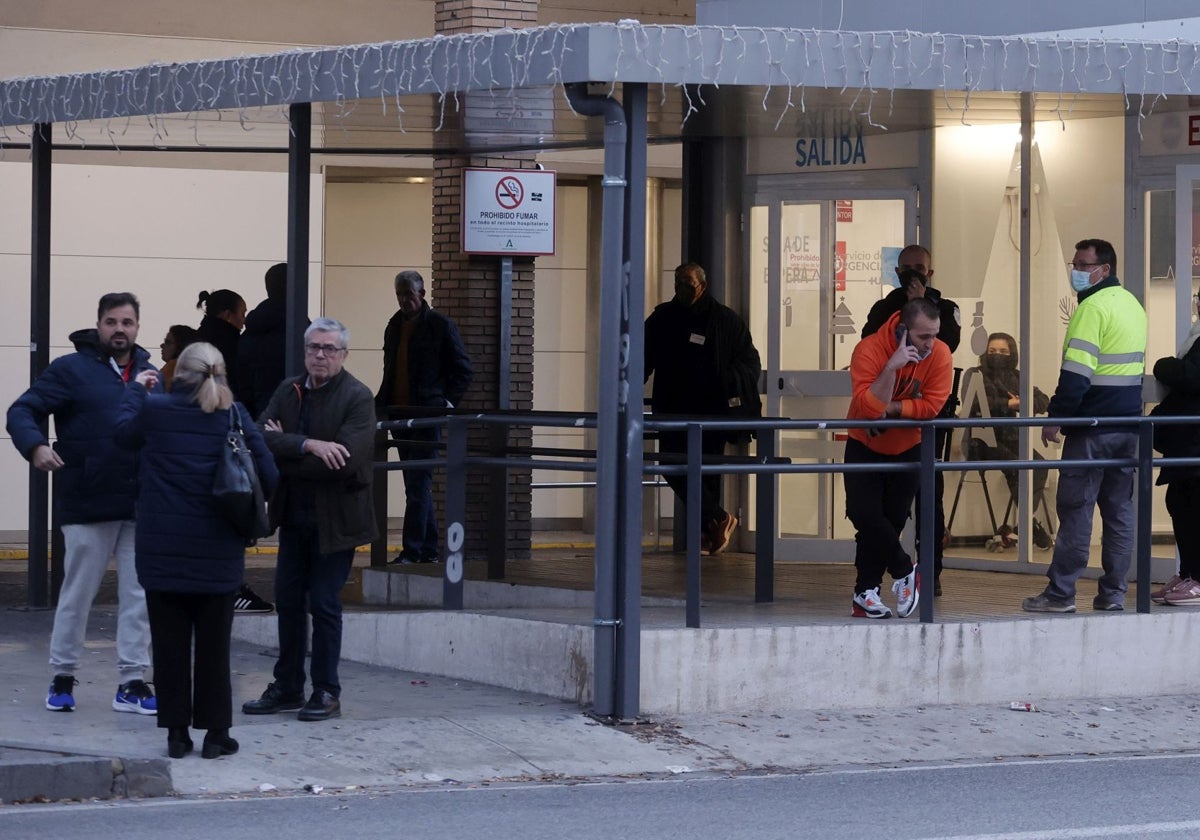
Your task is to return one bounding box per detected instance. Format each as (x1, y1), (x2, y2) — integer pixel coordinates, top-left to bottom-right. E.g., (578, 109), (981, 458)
(462, 168), (556, 256)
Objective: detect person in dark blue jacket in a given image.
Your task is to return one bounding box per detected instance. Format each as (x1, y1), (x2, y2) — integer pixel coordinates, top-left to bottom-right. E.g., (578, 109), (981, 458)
(375, 271), (473, 564)
(115, 341), (278, 759)
(7, 292), (161, 716)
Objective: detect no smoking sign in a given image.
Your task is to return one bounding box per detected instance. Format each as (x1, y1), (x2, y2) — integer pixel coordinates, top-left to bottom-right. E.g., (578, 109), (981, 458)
(463, 167), (556, 256)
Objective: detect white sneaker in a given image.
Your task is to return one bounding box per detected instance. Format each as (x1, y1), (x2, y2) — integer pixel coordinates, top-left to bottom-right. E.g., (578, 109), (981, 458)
(1151, 574), (1183, 605)
(892, 566), (919, 618)
(852, 587), (893, 619)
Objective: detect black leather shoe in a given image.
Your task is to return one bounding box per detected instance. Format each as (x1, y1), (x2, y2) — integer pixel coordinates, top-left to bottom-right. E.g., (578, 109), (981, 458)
(297, 690), (341, 722)
(167, 726), (193, 759)
(242, 682), (305, 715)
(201, 730), (239, 759)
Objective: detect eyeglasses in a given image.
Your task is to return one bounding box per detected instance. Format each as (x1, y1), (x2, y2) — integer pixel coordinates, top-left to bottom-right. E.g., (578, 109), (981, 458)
(1068, 262), (1103, 271)
(304, 342), (345, 356)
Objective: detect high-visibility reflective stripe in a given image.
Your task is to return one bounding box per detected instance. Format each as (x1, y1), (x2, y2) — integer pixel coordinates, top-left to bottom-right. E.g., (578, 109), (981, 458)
(1098, 351), (1145, 364)
(1067, 337), (1100, 357)
(1090, 374), (1144, 385)
(1062, 360), (1094, 377)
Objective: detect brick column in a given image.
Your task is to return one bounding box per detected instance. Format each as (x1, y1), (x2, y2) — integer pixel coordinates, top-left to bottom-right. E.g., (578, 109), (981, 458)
(433, 1), (538, 561)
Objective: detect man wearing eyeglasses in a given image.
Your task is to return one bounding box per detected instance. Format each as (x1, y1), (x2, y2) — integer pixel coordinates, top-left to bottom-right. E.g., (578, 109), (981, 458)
(1022, 238), (1147, 614)
(243, 317), (378, 721)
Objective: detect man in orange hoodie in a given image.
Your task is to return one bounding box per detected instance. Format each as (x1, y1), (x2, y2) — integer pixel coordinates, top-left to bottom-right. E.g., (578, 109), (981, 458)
(845, 298), (953, 618)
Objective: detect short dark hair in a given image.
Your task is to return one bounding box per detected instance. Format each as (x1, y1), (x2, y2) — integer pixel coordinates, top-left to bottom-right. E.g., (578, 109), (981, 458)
(98, 292), (140, 320)
(900, 297), (940, 327)
(1074, 238), (1117, 275)
(674, 263), (706, 286)
(897, 244), (931, 265)
(167, 324), (200, 349)
(196, 289), (245, 317)
(264, 263), (288, 299)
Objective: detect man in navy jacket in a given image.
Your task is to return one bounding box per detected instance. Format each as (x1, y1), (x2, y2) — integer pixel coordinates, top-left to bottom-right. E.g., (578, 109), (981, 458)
(7, 292), (161, 715)
(375, 271), (473, 564)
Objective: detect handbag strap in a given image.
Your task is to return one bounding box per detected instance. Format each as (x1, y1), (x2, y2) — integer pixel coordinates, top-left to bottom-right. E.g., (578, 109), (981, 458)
(228, 404), (244, 434)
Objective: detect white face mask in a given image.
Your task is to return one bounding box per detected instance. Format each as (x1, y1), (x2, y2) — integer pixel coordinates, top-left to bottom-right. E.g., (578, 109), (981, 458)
(1069, 269), (1094, 293)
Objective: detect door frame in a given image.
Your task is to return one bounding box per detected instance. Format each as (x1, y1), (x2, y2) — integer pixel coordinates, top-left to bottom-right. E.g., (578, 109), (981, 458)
(745, 176), (920, 561)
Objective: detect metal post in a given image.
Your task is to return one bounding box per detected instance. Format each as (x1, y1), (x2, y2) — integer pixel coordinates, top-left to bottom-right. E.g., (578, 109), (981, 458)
(1136, 422), (1154, 614)
(1017, 93), (1033, 562)
(755, 430), (775, 603)
(285, 102), (311, 379)
(444, 417), (468, 610)
(686, 422), (703, 628)
(615, 83), (647, 718)
(26, 123), (51, 609)
(487, 423), (508, 579)
(918, 426), (937, 623)
(371, 431), (389, 568)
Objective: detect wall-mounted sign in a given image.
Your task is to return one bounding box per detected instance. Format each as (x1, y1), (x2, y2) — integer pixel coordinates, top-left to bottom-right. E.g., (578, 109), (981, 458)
(462, 168), (556, 256)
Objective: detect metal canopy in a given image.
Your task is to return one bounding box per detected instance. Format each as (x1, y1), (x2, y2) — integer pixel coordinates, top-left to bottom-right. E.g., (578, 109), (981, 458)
(1, 23), (1196, 153)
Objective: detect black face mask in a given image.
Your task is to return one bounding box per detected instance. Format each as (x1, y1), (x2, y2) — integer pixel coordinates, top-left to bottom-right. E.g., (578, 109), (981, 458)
(980, 354), (1016, 373)
(673, 284), (696, 306)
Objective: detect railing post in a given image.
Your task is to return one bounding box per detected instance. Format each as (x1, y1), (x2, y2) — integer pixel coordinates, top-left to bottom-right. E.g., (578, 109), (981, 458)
(686, 422), (702, 628)
(371, 429), (389, 568)
(755, 427), (775, 603)
(443, 417), (467, 610)
(1136, 419), (1154, 614)
(487, 423), (508, 580)
(918, 425), (937, 624)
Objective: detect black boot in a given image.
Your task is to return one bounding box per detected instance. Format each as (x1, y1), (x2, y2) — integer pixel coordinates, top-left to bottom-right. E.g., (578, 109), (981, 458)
(167, 726), (193, 759)
(201, 728), (239, 759)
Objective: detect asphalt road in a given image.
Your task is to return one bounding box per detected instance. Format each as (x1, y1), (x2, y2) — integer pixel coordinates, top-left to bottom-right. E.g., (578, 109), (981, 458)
(4, 752), (1200, 839)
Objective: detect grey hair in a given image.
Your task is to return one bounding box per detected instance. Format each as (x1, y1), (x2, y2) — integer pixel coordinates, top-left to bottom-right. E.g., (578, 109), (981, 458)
(305, 317), (350, 349)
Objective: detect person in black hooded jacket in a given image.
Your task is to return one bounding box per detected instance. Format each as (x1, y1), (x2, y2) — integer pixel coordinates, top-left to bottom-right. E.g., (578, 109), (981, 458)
(237, 263), (309, 420)
(196, 288), (246, 402)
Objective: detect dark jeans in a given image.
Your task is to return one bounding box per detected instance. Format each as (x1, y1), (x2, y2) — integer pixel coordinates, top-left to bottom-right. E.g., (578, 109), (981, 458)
(146, 589), (234, 731)
(659, 429), (729, 530)
(844, 437), (919, 594)
(395, 429), (439, 562)
(1166, 478), (1200, 580)
(273, 521), (355, 698)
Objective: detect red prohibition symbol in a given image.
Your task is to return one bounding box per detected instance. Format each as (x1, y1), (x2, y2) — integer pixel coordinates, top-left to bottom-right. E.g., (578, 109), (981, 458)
(495, 176), (524, 209)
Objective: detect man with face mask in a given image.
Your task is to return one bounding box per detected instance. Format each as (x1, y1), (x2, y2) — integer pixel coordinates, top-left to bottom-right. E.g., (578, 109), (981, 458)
(8, 293), (162, 714)
(1022, 238), (1147, 613)
(645, 263), (762, 555)
(861, 245), (961, 595)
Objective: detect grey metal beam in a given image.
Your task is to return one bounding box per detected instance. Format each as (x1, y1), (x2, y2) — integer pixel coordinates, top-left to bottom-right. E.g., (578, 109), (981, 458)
(285, 102), (310, 378)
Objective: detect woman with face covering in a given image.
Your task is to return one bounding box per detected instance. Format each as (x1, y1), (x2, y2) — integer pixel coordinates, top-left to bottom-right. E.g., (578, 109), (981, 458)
(969, 332), (1053, 549)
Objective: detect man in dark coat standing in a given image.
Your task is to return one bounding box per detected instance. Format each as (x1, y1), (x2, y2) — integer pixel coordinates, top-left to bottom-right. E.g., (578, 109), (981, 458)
(644, 262), (762, 555)
(237, 262), (309, 420)
(242, 317), (378, 722)
(376, 270), (473, 565)
(7, 292), (161, 715)
(860, 244), (961, 594)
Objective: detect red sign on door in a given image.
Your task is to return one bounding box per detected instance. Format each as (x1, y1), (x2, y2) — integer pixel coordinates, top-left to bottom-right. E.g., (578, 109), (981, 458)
(836, 200), (854, 223)
(835, 240), (847, 291)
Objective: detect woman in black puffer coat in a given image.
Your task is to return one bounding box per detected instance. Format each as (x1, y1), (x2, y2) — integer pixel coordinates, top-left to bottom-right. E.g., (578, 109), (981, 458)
(115, 342), (277, 760)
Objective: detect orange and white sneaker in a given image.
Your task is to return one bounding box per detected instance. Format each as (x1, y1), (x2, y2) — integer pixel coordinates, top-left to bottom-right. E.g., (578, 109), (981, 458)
(852, 587), (893, 619)
(892, 566), (919, 618)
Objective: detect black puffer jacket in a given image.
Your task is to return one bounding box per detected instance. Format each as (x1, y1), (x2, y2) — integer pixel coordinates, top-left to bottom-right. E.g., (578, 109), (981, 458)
(237, 296), (309, 420)
(1151, 325), (1200, 484)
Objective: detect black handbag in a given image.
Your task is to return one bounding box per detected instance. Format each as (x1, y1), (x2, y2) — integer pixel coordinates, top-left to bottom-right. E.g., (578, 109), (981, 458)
(212, 406), (271, 543)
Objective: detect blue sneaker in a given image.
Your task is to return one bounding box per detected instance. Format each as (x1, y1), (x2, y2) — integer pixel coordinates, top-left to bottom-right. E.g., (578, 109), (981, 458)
(113, 679), (157, 715)
(46, 674), (77, 711)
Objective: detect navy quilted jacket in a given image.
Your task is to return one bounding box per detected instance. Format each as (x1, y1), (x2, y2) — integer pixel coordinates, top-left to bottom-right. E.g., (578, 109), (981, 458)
(6, 329), (159, 524)
(114, 384), (279, 594)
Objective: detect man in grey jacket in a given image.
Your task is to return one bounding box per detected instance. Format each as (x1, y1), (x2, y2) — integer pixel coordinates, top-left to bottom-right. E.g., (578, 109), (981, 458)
(242, 317), (378, 721)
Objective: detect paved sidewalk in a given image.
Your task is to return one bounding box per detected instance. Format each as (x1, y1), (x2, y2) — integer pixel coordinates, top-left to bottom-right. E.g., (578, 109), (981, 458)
(3, 604), (1200, 804)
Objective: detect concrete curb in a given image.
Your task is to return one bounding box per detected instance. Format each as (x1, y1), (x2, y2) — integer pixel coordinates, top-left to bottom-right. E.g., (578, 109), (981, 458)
(0, 742), (172, 803)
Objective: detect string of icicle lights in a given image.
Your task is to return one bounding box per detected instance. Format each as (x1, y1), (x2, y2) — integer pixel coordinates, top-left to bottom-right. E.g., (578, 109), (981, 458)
(1, 21), (1198, 149)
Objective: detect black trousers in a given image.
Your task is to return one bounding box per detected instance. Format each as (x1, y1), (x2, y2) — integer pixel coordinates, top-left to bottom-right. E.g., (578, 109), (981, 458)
(844, 438), (919, 593)
(659, 429), (729, 530)
(1166, 478), (1200, 580)
(145, 589), (235, 731)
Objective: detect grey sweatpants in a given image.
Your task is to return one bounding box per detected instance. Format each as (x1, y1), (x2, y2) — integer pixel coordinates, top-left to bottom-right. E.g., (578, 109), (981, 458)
(49, 521), (150, 682)
(1043, 431), (1137, 603)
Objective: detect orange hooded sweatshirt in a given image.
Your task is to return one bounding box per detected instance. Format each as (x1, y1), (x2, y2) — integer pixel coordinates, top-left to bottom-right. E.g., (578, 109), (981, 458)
(847, 310), (953, 455)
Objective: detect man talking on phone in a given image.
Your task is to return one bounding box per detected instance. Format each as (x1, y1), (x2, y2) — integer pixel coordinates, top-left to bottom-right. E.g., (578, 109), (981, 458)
(844, 298), (953, 619)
